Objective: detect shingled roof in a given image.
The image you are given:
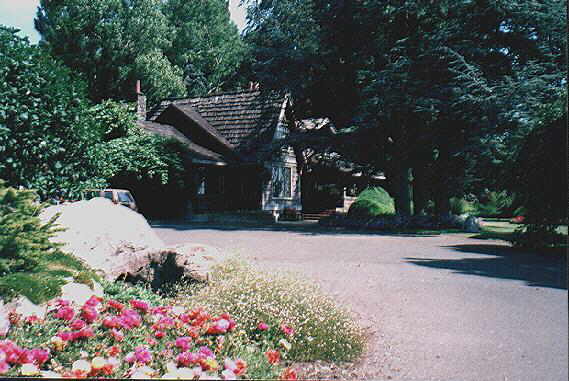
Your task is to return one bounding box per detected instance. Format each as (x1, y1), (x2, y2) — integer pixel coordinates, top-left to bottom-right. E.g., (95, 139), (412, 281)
(147, 90), (288, 160)
(137, 120), (226, 164)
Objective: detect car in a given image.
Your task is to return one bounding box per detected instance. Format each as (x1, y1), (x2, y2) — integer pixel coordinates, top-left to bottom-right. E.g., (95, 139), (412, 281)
(83, 189), (138, 212)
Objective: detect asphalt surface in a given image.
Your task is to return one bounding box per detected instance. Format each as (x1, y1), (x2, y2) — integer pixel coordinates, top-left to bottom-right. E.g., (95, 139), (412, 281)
(153, 222), (568, 381)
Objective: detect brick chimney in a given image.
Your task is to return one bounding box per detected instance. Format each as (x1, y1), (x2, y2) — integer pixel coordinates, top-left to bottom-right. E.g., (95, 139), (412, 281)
(136, 80), (146, 121)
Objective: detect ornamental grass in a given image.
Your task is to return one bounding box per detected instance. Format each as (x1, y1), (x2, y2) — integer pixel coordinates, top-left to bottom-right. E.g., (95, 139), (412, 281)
(178, 260), (365, 363)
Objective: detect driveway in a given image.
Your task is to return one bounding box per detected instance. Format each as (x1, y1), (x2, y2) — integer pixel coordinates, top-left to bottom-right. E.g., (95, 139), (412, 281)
(153, 222), (568, 381)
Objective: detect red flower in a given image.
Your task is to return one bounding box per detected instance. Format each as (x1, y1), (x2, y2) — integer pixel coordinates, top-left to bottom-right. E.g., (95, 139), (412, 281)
(81, 306), (98, 324)
(54, 306), (75, 321)
(280, 367), (297, 380)
(107, 346), (121, 357)
(70, 319), (86, 330)
(118, 309), (141, 329)
(265, 350), (280, 364)
(130, 300), (149, 313)
(234, 359), (247, 376)
(24, 315), (40, 325)
(154, 331), (165, 339)
(134, 346), (152, 364)
(107, 300), (125, 311)
(103, 316), (120, 329)
(110, 329), (124, 342)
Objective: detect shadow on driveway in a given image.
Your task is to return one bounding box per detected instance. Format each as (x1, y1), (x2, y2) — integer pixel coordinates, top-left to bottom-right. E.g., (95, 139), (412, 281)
(150, 221), (444, 238)
(406, 244), (567, 289)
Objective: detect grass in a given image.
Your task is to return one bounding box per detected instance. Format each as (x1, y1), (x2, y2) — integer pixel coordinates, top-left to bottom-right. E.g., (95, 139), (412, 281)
(471, 219), (568, 245)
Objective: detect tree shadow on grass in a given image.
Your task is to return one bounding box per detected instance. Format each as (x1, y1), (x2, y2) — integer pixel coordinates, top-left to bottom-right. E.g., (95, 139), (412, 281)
(406, 244), (567, 290)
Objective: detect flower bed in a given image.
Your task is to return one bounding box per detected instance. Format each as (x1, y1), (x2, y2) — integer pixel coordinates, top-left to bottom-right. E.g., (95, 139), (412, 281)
(1, 294), (298, 379)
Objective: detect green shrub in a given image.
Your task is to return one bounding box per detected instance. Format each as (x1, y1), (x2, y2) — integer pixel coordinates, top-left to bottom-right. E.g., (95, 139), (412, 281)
(510, 224), (566, 249)
(348, 186), (395, 218)
(473, 190), (515, 217)
(449, 197), (475, 215)
(0, 181), (60, 277)
(180, 260), (365, 363)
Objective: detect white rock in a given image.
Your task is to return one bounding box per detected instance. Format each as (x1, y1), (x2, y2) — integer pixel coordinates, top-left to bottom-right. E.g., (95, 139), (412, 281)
(14, 296), (47, 319)
(59, 281), (104, 306)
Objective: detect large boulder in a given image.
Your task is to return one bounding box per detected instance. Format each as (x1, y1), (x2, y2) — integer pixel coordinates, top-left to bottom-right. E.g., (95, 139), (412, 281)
(41, 198), (227, 287)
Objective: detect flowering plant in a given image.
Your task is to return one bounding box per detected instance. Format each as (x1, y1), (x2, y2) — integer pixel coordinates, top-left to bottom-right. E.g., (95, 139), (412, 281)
(1, 293), (297, 379)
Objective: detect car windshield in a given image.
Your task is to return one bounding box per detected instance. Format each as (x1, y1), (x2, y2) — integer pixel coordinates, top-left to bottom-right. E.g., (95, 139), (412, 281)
(103, 191), (114, 200)
(117, 191), (133, 203)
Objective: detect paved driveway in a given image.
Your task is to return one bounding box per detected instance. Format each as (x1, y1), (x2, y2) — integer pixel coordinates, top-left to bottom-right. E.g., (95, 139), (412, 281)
(153, 223), (568, 381)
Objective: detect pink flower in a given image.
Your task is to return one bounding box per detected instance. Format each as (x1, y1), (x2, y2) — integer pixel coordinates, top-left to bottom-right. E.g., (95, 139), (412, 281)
(57, 331), (74, 342)
(175, 337), (192, 351)
(110, 329), (124, 342)
(118, 309), (141, 329)
(70, 319), (86, 330)
(84, 295), (101, 308)
(30, 348), (49, 365)
(198, 346), (214, 359)
(134, 346), (152, 364)
(177, 351), (200, 367)
(153, 316), (175, 331)
(125, 352), (136, 363)
(55, 299), (70, 307)
(0, 361), (9, 374)
(150, 306), (171, 316)
(130, 300), (149, 313)
(258, 322), (269, 331)
(280, 324), (294, 336)
(54, 306), (75, 321)
(76, 327), (94, 339)
(81, 306), (98, 323)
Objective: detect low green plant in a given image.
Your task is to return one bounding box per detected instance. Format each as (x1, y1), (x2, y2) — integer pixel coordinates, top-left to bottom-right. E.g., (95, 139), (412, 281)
(179, 260), (365, 362)
(348, 186), (395, 218)
(449, 197), (474, 215)
(511, 224), (566, 249)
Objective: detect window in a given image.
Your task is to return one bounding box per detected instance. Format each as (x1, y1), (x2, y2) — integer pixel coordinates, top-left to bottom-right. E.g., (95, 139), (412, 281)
(271, 166), (292, 198)
(197, 177), (206, 195)
(103, 191), (114, 201)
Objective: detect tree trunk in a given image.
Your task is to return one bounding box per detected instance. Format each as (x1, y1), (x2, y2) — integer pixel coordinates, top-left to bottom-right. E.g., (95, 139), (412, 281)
(393, 165), (413, 216)
(412, 165), (429, 215)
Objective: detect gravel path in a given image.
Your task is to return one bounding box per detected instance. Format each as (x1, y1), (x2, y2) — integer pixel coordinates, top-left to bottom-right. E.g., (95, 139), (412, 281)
(153, 223), (568, 381)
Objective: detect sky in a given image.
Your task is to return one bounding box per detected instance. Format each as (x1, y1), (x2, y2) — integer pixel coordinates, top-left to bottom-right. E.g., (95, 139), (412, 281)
(0, 0), (247, 44)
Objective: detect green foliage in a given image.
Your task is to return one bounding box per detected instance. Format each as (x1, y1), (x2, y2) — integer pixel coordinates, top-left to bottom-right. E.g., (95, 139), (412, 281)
(511, 224), (566, 249)
(0, 181), (59, 276)
(0, 181), (100, 303)
(36, 0), (186, 105)
(91, 123), (191, 217)
(0, 26), (105, 199)
(449, 197), (474, 215)
(473, 191), (515, 217)
(101, 278), (166, 306)
(163, 0), (246, 96)
(348, 187), (395, 218)
(184, 260), (365, 362)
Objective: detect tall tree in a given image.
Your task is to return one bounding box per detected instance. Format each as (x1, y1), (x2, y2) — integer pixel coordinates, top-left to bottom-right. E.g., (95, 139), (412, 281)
(35, 0), (186, 105)
(163, 0), (246, 96)
(0, 26), (105, 199)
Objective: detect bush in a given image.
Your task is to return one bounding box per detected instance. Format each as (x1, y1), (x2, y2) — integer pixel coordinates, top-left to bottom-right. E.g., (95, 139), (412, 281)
(511, 224), (566, 249)
(449, 197), (474, 215)
(348, 187), (395, 218)
(0, 181), (99, 303)
(180, 260), (365, 363)
(0, 181), (59, 277)
(473, 190), (515, 217)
